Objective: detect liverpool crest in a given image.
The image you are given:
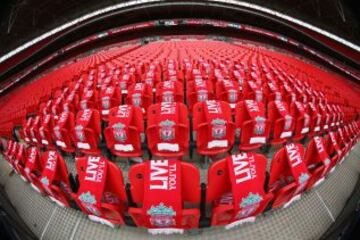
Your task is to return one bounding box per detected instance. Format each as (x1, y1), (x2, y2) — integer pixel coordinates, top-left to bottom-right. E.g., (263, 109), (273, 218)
(112, 123), (127, 142)
(159, 120), (175, 141)
(211, 118), (226, 139)
(147, 202), (176, 227)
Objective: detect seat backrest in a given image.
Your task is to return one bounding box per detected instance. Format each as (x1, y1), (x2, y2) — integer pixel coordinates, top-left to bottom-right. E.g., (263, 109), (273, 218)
(155, 81), (184, 103)
(269, 143), (310, 199)
(53, 111), (75, 152)
(186, 79), (214, 112)
(128, 159), (200, 229)
(74, 156), (127, 223)
(80, 89), (98, 110)
(243, 81), (263, 102)
(146, 102), (189, 157)
(192, 100), (235, 155)
(40, 151), (72, 206)
(304, 136), (332, 183)
(104, 105), (144, 157)
(73, 109), (101, 154)
(268, 100), (294, 142)
(235, 100), (270, 149)
(24, 147), (43, 179)
(99, 86), (121, 119)
(207, 153), (271, 225)
(126, 83), (153, 113)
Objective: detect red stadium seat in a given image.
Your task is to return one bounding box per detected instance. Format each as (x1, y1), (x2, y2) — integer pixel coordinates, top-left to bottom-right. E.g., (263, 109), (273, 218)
(243, 81), (264, 103)
(304, 136), (332, 189)
(29, 116), (41, 145)
(155, 81), (184, 103)
(39, 151), (72, 207)
(263, 81), (282, 103)
(235, 100), (270, 150)
(192, 100), (235, 156)
(23, 118), (33, 143)
(147, 102), (189, 157)
(104, 105), (144, 157)
(99, 85), (121, 121)
(215, 79), (240, 109)
(268, 143), (311, 208)
(128, 159), (200, 233)
(125, 83), (153, 114)
(39, 114), (56, 149)
(79, 89), (99, 110)
(73, 156), (127, 227)
(24, 146), (46, 193)
(207, 153), (273, 228)
(13, 143), (28, 181)
(119, 74), (136, 93)
(186, 79), (214, 112)
(290, 101), (310, 141)
(53, 111), (75, 152)
(305, 102), (322, 136)
(318, 103), (331, 133)
(267, 100), (294, 145)
(73, 109), (101, 154)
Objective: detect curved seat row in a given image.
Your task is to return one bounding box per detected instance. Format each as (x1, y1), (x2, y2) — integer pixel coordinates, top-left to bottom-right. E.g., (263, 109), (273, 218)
(2, 124), (359, 233)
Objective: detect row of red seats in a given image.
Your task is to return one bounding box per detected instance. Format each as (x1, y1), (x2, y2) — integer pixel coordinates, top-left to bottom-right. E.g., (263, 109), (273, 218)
(1, 42), (359, 140)
(3, 125), (359, 232)
(21, 100), (355, 158)
(0, 45), (140, 129)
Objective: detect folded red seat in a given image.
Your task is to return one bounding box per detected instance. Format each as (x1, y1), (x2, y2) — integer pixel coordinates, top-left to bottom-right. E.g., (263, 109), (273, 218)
(6, 141), (18, 168)
(73, 109), (101, 154)
(318, 103), (331, 133)
(40, 150), (73, 207)
(290, 101), (310, 141)
(192, 100), (235, 156)
(155, 81), (184, 103)
(73, 156), (127, 227)
(98, 85), (121, 121)
(243, 81), (264, 103)
(38, 114), (56, 149)
(63, 90), (80, 113)
(337, 127), (350, 156)
(215, 79), (240, 109)
(29, 115), (41, 145)
(104, 105), (144, 157)
(207, 153), (273, 228)
(51, 96), (64, 116)
(186, 78), (214, 112)
(23, 118), (33, 143)
(294, 85), (308, 103)
(325, 131), (344, 169)
(146, 102), (189, 157)
(232, 69), (247, 86)
(304, 136), (332, 189)
(280, 83), (297, 106)
(79, 89), (98, 110)
(128, 159), (201, 234)
(267, 100), (294, 145)
(13, 143), (28, 180)
(235, 100), (270, 150)
(305, 102), (322, 136)
(263, 81), (282, 103)
(3, 140), (14, 161)
(325, 104), (337, 129)
(24, 146), (45, 193)
(119, 73), (136, 94)
(268, 143), (311, 208)
(126, 83), (153, 114)
(53, 111), (75, 152)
